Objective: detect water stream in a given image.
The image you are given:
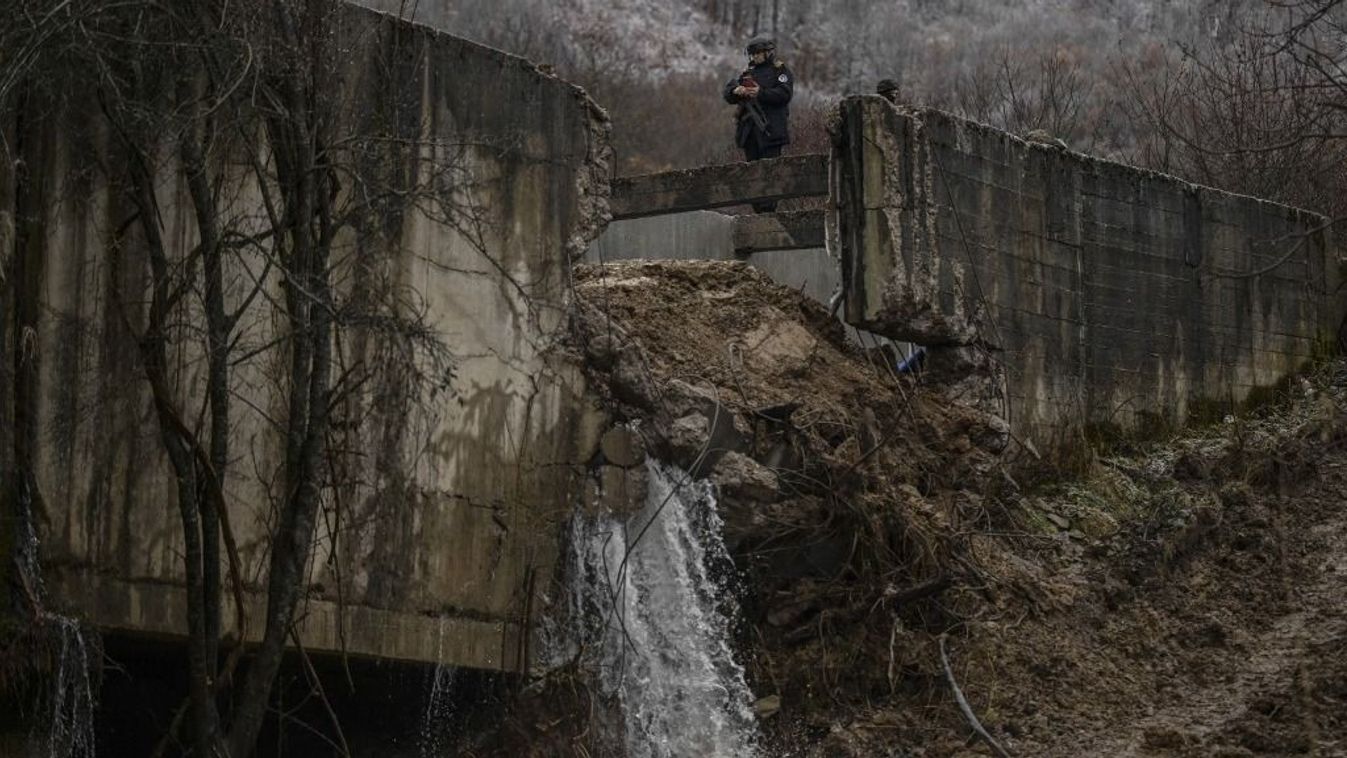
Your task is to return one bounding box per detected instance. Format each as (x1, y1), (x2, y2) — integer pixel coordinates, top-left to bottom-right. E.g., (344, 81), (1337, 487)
(418, 620), (458, 758)
(34, 615), (97, 758)
(556, 459), (759, 758)
(16, 479), (97, 757)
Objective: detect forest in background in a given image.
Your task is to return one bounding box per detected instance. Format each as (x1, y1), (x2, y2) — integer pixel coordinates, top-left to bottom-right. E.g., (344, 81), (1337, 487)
(377, 0), (1347, 220)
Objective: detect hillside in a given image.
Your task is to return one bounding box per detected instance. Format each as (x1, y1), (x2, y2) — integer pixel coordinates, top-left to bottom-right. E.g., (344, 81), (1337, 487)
(359, 0), (1258, 172)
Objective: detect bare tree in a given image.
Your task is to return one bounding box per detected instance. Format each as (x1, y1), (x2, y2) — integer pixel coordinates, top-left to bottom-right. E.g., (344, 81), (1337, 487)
(951, 46), (1102, 150)
(3, 1), (474, 754)
(1117, 0), (1347, 216)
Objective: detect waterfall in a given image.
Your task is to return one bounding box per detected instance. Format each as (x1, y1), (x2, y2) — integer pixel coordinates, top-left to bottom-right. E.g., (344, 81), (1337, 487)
(15, 480), (97, 757)
(418, 621), (458, 757)
(33, 615), (97, 758)
(16, 479), (44, 599)
(417, 662), (456, 757)
(556, 459), (759, 758)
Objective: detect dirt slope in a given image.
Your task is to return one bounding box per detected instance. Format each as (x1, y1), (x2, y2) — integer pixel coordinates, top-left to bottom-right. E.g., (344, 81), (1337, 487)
(566, 260), (1347, 758)
(1027, 410), (1347, 757)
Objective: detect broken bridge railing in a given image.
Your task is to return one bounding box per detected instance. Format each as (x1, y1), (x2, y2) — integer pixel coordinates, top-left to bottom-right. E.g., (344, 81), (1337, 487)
(609, 154), (828, 255)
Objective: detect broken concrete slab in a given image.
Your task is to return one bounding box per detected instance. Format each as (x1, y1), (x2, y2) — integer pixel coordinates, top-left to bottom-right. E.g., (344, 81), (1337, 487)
(610, 155), (828, 220)
(711, 451), (780, 503)
(667, 413), (714, 469)
(733, 210), (827, 254)
(742, 313), (820, 374)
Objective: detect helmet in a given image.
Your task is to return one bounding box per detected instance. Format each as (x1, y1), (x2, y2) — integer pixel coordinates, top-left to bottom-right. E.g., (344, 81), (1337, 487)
(746, 37), (776, 55)
(877, 79), (899, 94)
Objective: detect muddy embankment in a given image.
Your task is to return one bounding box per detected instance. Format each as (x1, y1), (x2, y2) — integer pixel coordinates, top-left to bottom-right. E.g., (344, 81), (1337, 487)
(472, 259), (1347, 758)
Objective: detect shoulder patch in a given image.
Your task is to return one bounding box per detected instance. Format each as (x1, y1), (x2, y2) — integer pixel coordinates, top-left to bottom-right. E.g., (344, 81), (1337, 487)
(778, 73), (789, 83)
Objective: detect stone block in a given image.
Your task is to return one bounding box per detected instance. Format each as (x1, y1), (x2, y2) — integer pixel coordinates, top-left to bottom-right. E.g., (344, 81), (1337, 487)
(711, 451), (779, 503)
(600, 425), (646, 468)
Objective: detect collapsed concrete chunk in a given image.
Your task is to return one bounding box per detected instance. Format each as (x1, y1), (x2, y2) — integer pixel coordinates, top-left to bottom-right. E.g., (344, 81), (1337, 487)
(667, 413), (714, 467)
(665, 378), (751, 441)
(711, 451), (780, 504)
(610, 345), (658, 409)
(741, 313), (820, 375)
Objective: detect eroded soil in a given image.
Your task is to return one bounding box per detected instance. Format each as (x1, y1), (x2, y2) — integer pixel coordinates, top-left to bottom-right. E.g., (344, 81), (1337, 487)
(549, 260), (1347, 758)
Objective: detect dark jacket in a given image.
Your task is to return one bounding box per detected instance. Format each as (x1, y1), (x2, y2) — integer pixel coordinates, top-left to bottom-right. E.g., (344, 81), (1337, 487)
(723, 59), (794, 148)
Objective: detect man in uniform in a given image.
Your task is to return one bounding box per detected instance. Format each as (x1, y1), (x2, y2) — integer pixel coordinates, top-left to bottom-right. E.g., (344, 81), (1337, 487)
(723, 37), (794, 212)
(877, 78), (901, 104)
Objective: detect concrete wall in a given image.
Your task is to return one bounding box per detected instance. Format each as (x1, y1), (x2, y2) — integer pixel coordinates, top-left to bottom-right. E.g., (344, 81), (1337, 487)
(586, 212), (914, 358)
(833, 97), (1346, 455)
(1, 5), (611, 671)
(587, 212), (840, 303)
(588, 211), (737, 263)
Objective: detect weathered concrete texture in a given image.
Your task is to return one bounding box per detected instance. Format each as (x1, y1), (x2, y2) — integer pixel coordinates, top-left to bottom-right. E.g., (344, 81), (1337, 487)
(610, 155), (828, 219)
(1, 5), (611, 670)
(833, 97), (1347, 454)
(586, 211), (838, 297)
(733, 210), (827, 254)
(589, 211), (736, 263)
(746, 248), (839, 307)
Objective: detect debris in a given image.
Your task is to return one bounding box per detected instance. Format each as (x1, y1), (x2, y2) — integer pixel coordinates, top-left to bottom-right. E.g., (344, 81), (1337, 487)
(667, 413), (712, 463)
(754, 694), (782, 719)
(564, 260), (1347, 758)
(741, 314), (818, 373)
(610, 345), (657, 408)
(1044, 512), (1071, 530)
(711, 451), (779, 503)
(884, 575), (952, 607)
(766, 599), (816, 628)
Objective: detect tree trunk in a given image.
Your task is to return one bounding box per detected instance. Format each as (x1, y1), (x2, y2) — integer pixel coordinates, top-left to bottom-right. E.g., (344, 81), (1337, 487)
(127, 148), (220, 758)
(180, 83), (227, 685)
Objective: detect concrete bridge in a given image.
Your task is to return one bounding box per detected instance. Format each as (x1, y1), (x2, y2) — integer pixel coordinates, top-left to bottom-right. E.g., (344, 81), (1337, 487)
(4, 2), (1342, 679)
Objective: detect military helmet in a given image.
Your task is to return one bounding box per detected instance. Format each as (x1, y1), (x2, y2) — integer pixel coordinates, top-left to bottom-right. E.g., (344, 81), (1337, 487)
(746, 37), (776, 55)
(877, 78), (900, 95)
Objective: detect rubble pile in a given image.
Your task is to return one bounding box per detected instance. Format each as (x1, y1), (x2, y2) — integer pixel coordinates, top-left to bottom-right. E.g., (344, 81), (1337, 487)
(563, 260), (1347, 758)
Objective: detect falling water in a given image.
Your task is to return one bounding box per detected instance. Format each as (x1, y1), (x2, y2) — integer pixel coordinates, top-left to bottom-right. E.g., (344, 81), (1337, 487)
(15, 480), (97, 757)
(33, 615), (97, 758)
(16, 478), (44, 598)
(557, 459), (759, 758)
(418, 621), (458, 757)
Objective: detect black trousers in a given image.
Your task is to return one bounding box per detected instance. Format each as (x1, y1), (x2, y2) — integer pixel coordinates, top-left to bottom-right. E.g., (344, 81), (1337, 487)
(743, 138), (783, 213)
